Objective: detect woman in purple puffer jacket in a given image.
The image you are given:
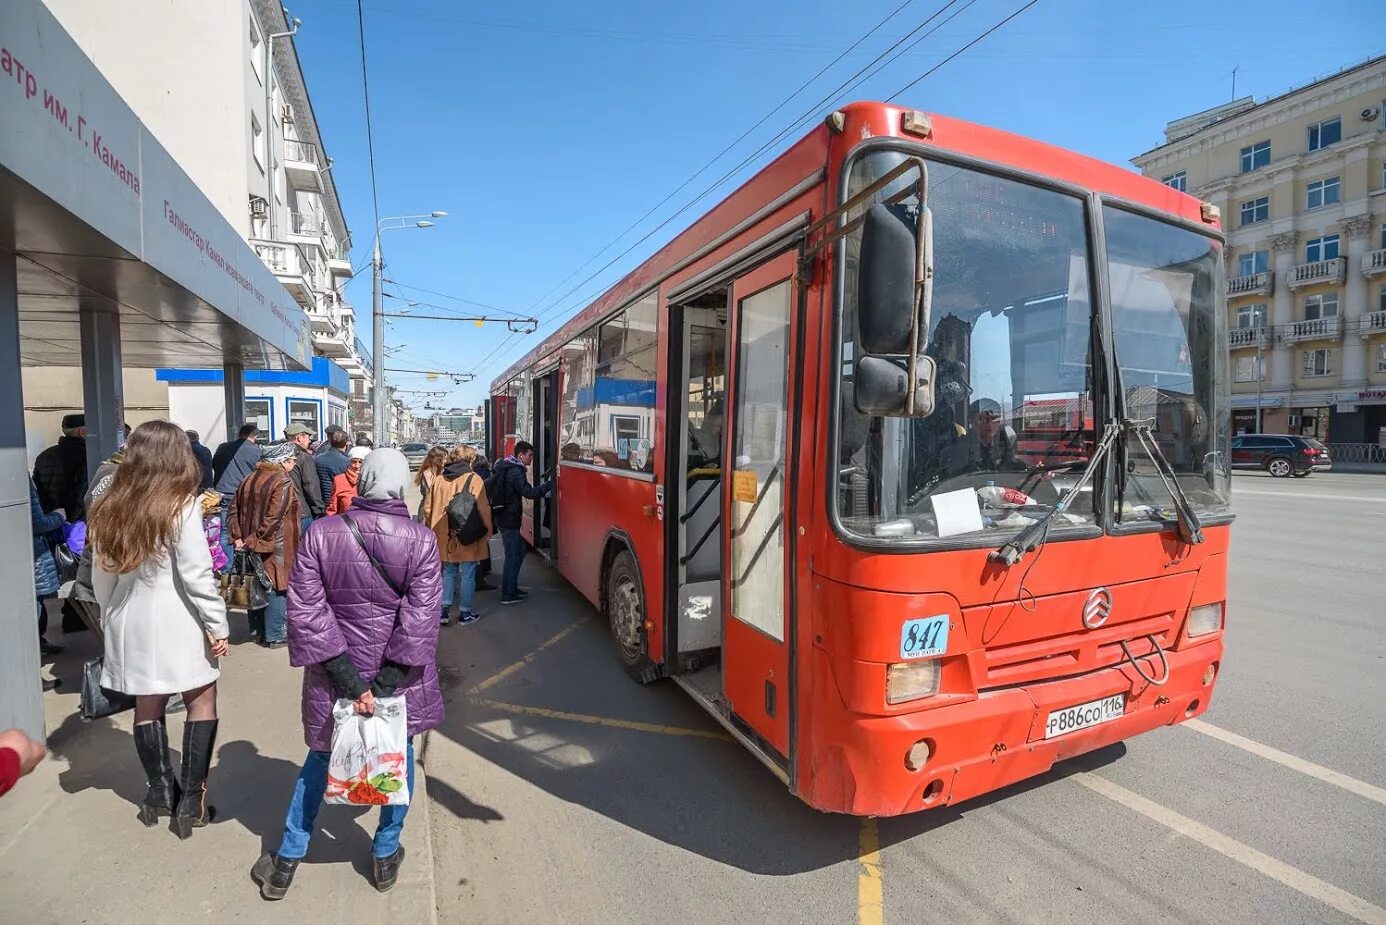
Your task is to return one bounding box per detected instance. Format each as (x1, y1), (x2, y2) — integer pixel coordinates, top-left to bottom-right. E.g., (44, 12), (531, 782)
(252, 448), (442, 901)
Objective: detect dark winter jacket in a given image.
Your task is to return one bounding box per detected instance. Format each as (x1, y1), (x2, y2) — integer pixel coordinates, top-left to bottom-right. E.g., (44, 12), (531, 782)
(33, 435), (88, 520)
(30, 478), (65, 597)
(212, 438), (262, 496)
(316, 448), (350, 506)
(291, 446), (325, 518)
(189, 439), (215, 492)
(489, 457), (550, 531)
(285, 495), (443, 751)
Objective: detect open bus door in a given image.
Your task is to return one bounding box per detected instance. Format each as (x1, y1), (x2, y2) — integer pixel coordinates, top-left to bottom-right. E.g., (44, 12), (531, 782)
(719, 251), (799, 760)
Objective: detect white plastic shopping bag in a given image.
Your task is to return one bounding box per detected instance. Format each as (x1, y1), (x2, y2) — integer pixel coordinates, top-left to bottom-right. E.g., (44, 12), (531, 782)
(325, 695), (410, 806)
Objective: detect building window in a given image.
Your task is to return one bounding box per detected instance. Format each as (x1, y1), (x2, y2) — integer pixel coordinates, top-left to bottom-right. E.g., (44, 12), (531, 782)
(1305, 234), (1340, 263)
(1162, 171), (1187, 192)
(1306, 117), (1341, 152)
(245, 398), (272, 436)
(1302, 292), (1339, 320)
(1236, 251), (1269, 277)
(1378, 343), (1386, 373)
(1239, 196), (1269, 226)
(249, 14), (263, 83)
(251, 112), (264, 172)
(1301, 348), (1334, 377)
(1236, 304), (1267, 329)
(287, 399), (321, 440)
(1234, 355), (1263, 382)
(1305, 177), (1340, 210)
(1380, 282), (1386, 313)
(1380, 222), (1386, 250)
(1240, 140), (1270, 173)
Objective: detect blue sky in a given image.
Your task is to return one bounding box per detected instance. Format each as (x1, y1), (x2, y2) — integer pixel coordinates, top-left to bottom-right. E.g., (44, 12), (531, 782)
(291, 0), (1383, 411)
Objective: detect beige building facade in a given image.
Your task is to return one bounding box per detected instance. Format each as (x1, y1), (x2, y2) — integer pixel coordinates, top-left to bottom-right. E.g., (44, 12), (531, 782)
(1132, 56), (1386, 447)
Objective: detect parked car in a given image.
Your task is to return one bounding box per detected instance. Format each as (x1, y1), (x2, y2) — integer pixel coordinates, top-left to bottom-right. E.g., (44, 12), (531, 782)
(400, 442), (432, 469)
(1230, 434), (1332, 477)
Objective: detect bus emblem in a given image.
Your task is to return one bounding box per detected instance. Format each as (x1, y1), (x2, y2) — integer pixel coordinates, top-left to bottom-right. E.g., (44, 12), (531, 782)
(1082, 588), (1112, 629)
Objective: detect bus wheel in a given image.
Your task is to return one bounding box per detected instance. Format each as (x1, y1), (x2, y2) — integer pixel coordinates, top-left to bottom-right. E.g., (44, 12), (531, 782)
(606, 549), (655, 682)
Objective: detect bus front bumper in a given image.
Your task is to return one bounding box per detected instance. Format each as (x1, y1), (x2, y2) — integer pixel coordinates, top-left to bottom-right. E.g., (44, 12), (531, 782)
(803, 637), (1222, 816)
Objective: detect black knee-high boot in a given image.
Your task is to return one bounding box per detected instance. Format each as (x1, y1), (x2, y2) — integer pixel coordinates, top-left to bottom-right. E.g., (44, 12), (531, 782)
(133, 718), (180, 826)
(172, 718), (218, 839)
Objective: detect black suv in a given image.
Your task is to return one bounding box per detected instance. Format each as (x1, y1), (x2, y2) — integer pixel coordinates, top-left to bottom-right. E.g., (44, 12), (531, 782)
(1230, 434), (1332, 478)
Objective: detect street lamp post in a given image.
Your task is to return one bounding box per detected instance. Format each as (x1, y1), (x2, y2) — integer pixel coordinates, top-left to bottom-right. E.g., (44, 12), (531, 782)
(372, 211), (445, 445)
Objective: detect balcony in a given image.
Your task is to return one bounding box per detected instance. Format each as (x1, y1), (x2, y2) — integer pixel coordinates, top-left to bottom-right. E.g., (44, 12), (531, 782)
(1287, 257), (1346, 289)
(1229, 325), (1270, 348)
(1281, 315), (1343, 344)
(250, 239), (311, 304)
(1359, 310), (1386, 338)
(312, 320), (352, 358)
(283, 139), (322, 191)
(1227, 271), (1273, 298)
(329, 240), (354, 278)
(288, 210), (324, 240)
(1361, 248), (1386, 279)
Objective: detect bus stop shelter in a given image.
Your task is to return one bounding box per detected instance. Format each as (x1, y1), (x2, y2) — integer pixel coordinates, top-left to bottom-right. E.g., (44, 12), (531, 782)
(1, 0), (312, 737)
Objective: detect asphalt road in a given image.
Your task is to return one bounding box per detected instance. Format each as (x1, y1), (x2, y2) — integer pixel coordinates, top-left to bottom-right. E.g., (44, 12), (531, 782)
(422, 471), (1386, 924)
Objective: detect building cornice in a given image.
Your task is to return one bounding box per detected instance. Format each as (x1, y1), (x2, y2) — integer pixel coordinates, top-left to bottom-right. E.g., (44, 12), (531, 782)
(1194, 131), (1384, 198)
(1132, 59), (1386, 170)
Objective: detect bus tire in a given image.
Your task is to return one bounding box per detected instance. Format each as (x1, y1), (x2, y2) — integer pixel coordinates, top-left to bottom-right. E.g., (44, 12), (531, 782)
(605, 548), (655, 683)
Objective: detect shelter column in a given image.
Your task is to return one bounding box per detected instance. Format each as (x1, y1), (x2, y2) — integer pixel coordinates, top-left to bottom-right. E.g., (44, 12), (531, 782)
(223, 360), (246, 442)
(0, 248), (44, 738)
(79, 306), (124, 478)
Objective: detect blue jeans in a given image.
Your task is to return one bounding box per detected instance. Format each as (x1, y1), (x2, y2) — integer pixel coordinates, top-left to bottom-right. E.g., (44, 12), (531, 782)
(248, 589), (288, 643)
(441, 561), (479, 615)
(217, 499), (234, 570)
(277, 739), (416, 861)
(500, 528), (525, 598)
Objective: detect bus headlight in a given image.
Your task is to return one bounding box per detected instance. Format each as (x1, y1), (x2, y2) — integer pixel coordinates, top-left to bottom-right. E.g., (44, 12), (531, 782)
(887, 660), (940, 704)
(1187, 602), (1224, 637)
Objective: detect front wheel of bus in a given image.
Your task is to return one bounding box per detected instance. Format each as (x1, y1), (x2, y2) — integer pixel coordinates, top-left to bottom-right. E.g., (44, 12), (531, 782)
(607, 549), (655, 683)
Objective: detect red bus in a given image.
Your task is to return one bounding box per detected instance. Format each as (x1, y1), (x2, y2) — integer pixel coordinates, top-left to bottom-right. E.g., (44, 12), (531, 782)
(488, 101), (1231, 815)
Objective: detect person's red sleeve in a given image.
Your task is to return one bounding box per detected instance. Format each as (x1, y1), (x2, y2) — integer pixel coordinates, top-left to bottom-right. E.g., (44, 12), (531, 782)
(0, 747), (20, 798)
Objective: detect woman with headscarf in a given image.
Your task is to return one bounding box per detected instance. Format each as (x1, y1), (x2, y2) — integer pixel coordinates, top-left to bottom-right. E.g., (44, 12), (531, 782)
(87, 421), (230, 838)
(229, 442), (301, 648)
(326, 445), (371, 515)
(251, 448), (442, 900)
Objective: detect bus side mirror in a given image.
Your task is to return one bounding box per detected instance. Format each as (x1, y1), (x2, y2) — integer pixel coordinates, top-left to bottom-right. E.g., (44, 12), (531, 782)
(854, 202), (934, 416)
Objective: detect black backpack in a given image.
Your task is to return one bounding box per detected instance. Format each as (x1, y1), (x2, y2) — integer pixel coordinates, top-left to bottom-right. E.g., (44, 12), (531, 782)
(445, 475), (489, 544)
(483, 466), (508, 512)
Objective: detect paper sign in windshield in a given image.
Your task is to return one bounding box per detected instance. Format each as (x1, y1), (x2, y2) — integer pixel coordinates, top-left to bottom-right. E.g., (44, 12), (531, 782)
(931, 487), (984, 537)
(900, 615), (949, 660)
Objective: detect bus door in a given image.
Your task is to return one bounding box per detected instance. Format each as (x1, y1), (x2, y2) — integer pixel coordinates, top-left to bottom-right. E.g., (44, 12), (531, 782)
(532, 368), (559, 558)
(721, 251), (798, 759)
(671, 287), (729, 662)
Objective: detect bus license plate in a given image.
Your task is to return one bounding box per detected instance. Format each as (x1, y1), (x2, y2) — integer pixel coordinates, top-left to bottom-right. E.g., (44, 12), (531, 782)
(1043, 694), (1124, 740)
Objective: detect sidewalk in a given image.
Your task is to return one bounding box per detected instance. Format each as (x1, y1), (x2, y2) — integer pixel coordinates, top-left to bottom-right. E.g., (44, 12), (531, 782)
(0, 612), (439, 924)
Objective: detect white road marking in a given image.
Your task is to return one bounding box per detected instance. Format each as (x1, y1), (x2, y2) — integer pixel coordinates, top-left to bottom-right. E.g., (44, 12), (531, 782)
(1234, 489), (1386, 503)
(1074, 772), (1386, 925)
(1183, 719), (1386, 807)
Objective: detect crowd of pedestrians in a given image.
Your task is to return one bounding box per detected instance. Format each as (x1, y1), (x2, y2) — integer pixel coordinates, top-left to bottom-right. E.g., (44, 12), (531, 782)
(14, 414), (556, 897)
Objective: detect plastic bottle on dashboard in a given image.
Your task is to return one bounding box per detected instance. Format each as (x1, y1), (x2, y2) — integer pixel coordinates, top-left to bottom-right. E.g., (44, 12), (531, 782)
(976, 484), (1033, 508)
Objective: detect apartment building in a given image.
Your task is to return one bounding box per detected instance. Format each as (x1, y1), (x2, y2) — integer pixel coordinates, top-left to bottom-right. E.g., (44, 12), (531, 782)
(1132, 56), (1386, 446)
(26, 0), (366, 449)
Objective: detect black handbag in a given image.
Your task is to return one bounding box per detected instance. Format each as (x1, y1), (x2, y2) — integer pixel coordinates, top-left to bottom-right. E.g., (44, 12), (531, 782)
(52, 541), (79, 583)
(244, 552), (273, 611)
(79, 656), (135, 721)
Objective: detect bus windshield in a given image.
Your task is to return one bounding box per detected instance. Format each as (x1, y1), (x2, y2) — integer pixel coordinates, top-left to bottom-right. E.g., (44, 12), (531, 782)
(834, 152), (1230, 544)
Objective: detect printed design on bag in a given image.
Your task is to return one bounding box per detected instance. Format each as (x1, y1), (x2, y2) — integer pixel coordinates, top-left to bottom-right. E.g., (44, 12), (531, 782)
(325, 696), (410, 806)
(326, 748), (408, 804)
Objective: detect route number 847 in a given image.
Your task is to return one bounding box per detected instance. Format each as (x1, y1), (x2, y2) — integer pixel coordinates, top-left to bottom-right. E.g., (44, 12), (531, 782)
(899, 615), (950, 660)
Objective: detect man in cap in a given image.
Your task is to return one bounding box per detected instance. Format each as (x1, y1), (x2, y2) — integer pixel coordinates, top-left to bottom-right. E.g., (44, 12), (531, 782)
(314, 423), (345, 457)
(33, 413), (90, 520)
(961, 398), (1020, 473)
(285, 423), (325, 529)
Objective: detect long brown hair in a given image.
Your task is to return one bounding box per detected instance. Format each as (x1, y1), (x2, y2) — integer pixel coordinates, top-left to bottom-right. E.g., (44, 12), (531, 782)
(88, 420), (203, 574)
(414, 446), (447, 485)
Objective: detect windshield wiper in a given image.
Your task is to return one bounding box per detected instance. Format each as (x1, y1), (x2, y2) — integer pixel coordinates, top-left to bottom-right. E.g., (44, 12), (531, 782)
(990, 422), (1121, 567)
(1126, 420), (1204, 545)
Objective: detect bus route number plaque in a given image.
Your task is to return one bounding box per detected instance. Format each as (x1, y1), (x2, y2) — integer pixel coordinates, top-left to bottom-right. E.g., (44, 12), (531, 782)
(900, 615), (949, 660)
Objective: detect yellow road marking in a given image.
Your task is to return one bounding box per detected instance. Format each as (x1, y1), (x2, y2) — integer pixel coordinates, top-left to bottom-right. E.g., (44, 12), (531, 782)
(1074, 772), (1386, 925)
(858, 817), (884, 925)
(476, 699), (732, 741)
(466, 619), (587, 695)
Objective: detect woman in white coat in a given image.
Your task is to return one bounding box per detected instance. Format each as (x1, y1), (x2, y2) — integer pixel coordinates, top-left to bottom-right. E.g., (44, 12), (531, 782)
(88, 420), (230, 839)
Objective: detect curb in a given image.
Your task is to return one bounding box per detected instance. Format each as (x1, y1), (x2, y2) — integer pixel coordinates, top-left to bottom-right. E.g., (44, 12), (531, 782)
(407, 728), (441, 925)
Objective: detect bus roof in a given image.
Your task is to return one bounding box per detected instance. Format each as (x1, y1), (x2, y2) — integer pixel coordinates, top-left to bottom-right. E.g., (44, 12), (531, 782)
(490, 100), (1216, 392)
